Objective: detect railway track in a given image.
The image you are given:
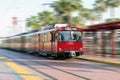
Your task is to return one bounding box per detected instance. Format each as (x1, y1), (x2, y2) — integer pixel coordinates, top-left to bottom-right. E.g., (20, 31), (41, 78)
(2, 49), (120, 74)
(1, 50), (91, 80)
(1, 52), (57, 80)
(1, 49), (120, 80)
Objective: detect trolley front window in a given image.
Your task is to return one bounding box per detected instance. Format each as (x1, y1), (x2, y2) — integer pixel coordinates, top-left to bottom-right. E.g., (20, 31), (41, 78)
(71, 31), (82, 42)
(59, 31), (70, 42)
(58, 31), (82, 42)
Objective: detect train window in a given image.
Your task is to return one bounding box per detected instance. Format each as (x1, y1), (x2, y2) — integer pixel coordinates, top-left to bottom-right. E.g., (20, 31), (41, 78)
(71, 31), (82, 42)
(33, 35), (37, 43)
(40, 35), (42, 42)
(44, 33), (48, 42)
(47, 33), (51, 42)
(58, 31), (82, 42)
(58, 31), (70, 42)
(25, 36), (29, 42)
(51, 32), (56, 42)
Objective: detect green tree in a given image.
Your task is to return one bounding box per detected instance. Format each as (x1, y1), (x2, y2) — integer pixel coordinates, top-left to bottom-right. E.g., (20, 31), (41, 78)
(37, 11), (56, 27)
(93, 0), (107, 22)
(80, 8), (99, 25)
(26, 16), (41, 30)
(105, 18), (120, 22)
(51, 0), (83, 24)
(71, 16), (85, 28)
(105, 0), (120, 20)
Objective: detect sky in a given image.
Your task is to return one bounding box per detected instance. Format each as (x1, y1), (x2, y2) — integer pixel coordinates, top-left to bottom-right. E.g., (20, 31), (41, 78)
(0, 0), (56, 37)
(0, 0), (120, 37)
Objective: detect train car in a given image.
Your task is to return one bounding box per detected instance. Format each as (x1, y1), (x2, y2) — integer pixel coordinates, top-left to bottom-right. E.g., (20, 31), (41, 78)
(1, 25), (83, 59)
(1, 35), (22, 51)
(24, 25), (83, 58)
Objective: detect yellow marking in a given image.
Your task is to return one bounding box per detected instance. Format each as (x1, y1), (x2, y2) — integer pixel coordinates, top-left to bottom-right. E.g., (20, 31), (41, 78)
(78, 57), (120, 66)
(0, 56), (6, 59)
(1, 56), (42, 80)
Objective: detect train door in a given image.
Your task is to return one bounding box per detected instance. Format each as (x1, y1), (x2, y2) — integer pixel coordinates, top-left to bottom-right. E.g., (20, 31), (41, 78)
(37, 34), (40, 51)
(21, 36), (25, 51)
(40, 34), (44, 51)
(34, 34), (37, 51)
(51, 32), (57, 53)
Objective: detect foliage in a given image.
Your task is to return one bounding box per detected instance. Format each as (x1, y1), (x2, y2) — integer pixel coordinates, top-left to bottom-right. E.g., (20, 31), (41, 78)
(26, 16), (40, 30)
(93, 0), (107, 22)
(71, 17), (86, 28)
(50, 0), (83, 24)
(38, 11), (56, 26)
(26, 0), (120, 30)
(105, 18), (120, 22)
(105, 0), (120, 7)
(105, 0), (120, 19)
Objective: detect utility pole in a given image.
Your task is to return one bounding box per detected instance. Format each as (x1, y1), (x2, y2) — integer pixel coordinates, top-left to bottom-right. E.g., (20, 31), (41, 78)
(12, 17), (27, 35)
(12, 17), (18, 35)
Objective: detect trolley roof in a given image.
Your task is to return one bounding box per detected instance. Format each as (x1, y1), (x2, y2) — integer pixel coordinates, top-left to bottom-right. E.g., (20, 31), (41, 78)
(4, 25), (82, 39)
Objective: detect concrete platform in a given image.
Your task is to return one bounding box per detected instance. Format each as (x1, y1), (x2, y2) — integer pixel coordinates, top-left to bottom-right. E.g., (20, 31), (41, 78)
(76, 54), (120, 66)
(0, 56), (41, 80)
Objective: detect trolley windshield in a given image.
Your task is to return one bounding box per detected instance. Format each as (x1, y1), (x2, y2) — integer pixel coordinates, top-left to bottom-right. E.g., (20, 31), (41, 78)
(58, 31), (82, 42)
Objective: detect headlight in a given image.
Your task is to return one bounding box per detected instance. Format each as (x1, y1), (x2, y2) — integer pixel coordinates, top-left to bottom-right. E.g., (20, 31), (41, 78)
(59, 48), (64, 52)
(59, 48), (63, 51)
(80, 48), (83, 51)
